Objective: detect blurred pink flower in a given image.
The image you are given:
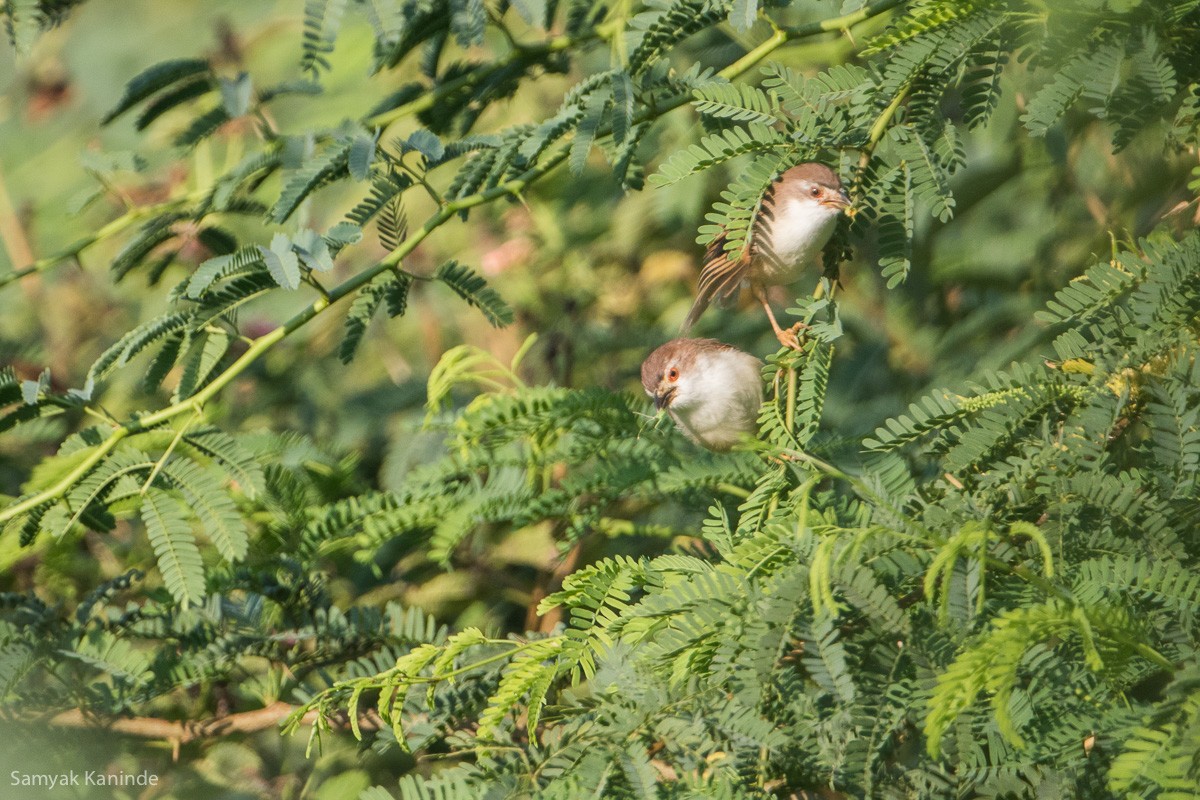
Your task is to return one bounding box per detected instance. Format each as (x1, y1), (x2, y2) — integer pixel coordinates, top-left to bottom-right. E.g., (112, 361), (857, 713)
(481, 238), (534, 276)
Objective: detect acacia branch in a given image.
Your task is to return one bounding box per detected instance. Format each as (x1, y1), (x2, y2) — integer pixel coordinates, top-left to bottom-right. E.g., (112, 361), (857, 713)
(0, 0), (907, 526)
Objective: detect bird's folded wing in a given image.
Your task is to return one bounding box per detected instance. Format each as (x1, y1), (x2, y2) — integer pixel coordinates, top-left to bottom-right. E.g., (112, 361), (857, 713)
(682, 233), (751, 332)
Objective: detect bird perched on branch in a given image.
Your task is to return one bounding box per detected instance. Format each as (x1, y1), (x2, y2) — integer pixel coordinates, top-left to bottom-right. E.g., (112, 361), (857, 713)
(641, 338), (762, 451)
(683, 162), (851, 349)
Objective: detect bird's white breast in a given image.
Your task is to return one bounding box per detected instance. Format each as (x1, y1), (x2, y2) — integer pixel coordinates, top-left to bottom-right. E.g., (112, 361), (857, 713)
(756, 198), (839, 284)
(670, 350), (763, 451)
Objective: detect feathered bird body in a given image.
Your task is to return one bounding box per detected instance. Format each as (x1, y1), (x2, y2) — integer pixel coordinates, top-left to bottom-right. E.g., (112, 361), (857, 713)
(641, 338), (763, 451)
(757, 192), (841, 282)
(683, 163), (850, 341)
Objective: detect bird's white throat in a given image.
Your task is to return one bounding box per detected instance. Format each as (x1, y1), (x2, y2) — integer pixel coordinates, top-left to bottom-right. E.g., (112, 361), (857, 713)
(760, 198), (840, 282)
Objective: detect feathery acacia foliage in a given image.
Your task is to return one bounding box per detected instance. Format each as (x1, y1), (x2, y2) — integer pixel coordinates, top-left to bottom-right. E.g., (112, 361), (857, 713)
(291, 233), (1200, 798)
(2, 0), (1200, 797)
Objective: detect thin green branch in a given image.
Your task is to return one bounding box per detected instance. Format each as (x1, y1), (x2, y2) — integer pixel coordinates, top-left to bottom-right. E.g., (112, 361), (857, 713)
(397, 156), (445, 205)
(139, 406), (201, 494)
(716, 482), (752, 499)
(867, 82), (909, 151)
(785, 361), (798, 432)
(0, 195), (194, 288)
(1, 428), (129, 522)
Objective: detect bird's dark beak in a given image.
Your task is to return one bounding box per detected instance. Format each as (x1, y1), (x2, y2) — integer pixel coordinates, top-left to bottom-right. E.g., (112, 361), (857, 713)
(822, 189), (853, 212)
(654, 386), (676, 411)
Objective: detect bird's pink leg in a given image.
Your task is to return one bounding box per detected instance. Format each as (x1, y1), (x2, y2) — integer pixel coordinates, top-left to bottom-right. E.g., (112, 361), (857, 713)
(755, 287), (805, 350)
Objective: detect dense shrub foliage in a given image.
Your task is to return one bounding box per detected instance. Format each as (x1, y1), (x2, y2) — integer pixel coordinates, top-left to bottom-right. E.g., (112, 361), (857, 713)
(1, 0), (1199, 797)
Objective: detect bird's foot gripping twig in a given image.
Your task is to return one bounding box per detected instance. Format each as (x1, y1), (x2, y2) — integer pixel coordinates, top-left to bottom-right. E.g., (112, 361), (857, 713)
(775, 321), (810, 350)
(758, 290), (807, 351)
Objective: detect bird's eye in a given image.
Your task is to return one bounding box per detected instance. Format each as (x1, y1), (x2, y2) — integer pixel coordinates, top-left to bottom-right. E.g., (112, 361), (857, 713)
(809, 187), (821, 198)
(667, 368), (679, 382)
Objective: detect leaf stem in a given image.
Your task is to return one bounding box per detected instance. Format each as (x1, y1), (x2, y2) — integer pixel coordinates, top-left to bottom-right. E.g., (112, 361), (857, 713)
(716, 482), (752, 498)
(864, 79), (911, 164)
(139, 405), (202, 494)
(785, 361), (798, 433)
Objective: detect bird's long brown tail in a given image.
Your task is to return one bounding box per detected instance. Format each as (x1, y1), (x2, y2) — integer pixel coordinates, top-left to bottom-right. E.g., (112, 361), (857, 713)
(681, 238), (750, 333)
(682, 294), (712, 333)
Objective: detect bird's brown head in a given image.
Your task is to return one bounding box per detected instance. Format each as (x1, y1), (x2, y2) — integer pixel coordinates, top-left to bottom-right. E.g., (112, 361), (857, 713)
(778, 162), (852, 212)
(641, 338), (722, 411)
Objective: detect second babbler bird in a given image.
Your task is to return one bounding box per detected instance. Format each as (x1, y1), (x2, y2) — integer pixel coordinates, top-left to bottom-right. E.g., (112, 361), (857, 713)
(683, 162), (851, 349)
(642, 337), (763, 451)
